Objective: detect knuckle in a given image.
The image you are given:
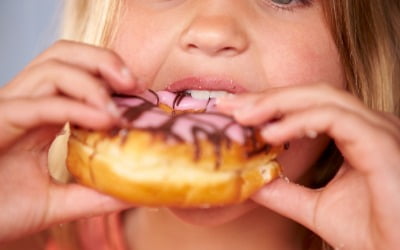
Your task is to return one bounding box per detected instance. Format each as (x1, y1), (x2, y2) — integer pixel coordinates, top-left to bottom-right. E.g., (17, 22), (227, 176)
(19, 59), (64, 85)
(101, 49), (123, 67)
(0, 99), (21, 115)
(0, 100), (8, 113)
(41, 40), (79, 60)
(384, 113), (400, 127)
(371, 128), (400, 153)
(32, 42), (62, 64)
(52, 39), (73, 50)
(314, 83), (345, 99)
(319, 103), (344, 115)
(43, 58), (63, 67)
(39, 58), (65, 72)
(315, 82), (333, 92)
(30, 59), (78, 86)
(42, 40), (69, 57)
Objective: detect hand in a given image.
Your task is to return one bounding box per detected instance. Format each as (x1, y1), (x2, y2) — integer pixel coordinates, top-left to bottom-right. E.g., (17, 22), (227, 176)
(0, 40), (144, 242)
(217, 84), (400, 250)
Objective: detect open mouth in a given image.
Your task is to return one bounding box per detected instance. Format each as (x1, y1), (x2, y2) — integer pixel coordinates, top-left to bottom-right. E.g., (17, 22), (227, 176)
(184, 90), (229, 99)
(113, 75), (246, 112)
(111, 89), (249, 145)
(114, 89), (231, 113)
(109, 77), (248, 145)
(158, 90), (229, 112)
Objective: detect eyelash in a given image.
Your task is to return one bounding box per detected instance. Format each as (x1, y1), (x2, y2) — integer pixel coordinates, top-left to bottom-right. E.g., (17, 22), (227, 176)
(265, 0), (314, 12)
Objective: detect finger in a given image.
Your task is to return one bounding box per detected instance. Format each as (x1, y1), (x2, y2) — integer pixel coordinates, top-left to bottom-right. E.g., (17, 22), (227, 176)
(31, 40), (146, 92)
(46, 183), (133, 226)
(11, 59), (119, 112)
(261, 104), (400, 175)
(0, 98), (116, 148)
(251, 178), (320, 233)
(252, 174), (373, 249)
(217, 84), (349, 120)
(381, 112), (400, 131)
(218, 84), (387, 131)
(216, 92), (260, 113)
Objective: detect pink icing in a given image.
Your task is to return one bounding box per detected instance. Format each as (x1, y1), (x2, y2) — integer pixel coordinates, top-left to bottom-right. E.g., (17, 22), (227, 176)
(157, 91), (218, 112)
(113, 91), (247, 144)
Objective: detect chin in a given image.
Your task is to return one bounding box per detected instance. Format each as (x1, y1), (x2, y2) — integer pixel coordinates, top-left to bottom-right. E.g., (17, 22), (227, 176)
(168, 200), (259, 226)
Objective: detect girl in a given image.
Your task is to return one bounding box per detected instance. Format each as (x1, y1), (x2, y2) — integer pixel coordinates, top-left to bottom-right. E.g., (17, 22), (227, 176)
(0, 0), (399, 249)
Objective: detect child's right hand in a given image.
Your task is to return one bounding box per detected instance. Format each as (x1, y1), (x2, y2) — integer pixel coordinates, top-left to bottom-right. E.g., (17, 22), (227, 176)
(0, 40), (142, 242)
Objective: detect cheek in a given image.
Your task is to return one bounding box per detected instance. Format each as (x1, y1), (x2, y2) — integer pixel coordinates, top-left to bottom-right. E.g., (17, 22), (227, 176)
(111, 15), (174, 83)
(259, 26), (344, 89)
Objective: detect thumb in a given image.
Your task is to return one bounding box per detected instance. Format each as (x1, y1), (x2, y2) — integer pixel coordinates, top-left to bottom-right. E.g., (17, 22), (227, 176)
(251, 178), (320, 232)
(46, 183), (133, 225)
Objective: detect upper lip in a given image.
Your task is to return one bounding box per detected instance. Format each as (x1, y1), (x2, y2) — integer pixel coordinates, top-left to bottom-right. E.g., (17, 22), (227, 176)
(164, 76), (247, 93)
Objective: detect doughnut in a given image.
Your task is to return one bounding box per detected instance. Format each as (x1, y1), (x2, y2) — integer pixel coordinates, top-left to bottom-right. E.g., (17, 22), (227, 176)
(66, 90), (282, 207)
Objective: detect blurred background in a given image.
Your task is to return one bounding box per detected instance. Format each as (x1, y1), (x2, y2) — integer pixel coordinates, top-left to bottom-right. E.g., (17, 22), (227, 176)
(0, 0), (61, 86)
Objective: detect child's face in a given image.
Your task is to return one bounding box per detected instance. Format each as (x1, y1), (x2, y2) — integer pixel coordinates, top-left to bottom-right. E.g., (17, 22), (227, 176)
(111, 0), (344, 225)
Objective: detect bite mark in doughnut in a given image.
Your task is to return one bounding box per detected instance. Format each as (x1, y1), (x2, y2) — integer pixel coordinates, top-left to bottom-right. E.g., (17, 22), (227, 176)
(67, 90), (282, 207)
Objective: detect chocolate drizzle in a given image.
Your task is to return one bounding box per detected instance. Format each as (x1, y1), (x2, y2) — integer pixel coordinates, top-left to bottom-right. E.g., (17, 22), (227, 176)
(110, 91), (271, 169)
(172, 91), (189, 111)
(123, 101), (154, 122)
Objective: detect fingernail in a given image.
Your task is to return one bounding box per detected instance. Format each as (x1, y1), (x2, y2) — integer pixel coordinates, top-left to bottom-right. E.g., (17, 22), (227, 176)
(107, 101), (121, 118)
(281, 176), (290, 183)
(120, 66), (135, 83)
(305, 130), (318, 139)
(262, 123), (279, 137)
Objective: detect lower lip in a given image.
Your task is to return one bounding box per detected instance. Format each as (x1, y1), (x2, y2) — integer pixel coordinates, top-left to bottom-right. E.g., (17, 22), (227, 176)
(168, 201), (258, 226)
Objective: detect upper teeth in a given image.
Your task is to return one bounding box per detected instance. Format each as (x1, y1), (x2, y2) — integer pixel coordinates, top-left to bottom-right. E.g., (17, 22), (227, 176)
(186, 90), (228, 100)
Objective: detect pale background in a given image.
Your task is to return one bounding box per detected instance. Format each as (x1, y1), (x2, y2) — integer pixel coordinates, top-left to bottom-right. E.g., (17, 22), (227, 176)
(0, 0), (61, 85)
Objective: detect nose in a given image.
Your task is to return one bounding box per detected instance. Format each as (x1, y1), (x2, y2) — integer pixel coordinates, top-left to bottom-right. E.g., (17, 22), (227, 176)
(179, 14), (249, 57)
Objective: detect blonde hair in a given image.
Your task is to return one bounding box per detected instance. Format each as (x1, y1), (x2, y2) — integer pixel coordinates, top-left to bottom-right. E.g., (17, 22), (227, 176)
(310, 0), (400, 189)
(323, 0), (400, 115)
(51, 1), (399, 249)
(61, 0), (122, 46)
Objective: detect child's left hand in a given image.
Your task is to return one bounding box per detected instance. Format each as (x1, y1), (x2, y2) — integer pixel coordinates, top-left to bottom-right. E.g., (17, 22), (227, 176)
(217, 84), (400, 250)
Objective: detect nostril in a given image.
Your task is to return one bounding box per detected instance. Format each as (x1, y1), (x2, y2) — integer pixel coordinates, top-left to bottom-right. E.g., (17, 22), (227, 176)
(219, 46), (239, 56)
(186, 43), (239, 56)
(187, 44), (198, 51)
